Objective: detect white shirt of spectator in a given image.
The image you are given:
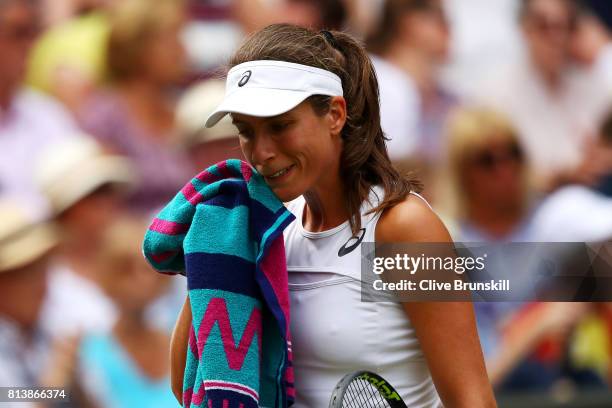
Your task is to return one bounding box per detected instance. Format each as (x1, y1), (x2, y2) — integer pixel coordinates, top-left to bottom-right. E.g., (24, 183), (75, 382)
(473, 54), (611, 180)
(40, 263), (118, 339)
(532, 185), (612, 242)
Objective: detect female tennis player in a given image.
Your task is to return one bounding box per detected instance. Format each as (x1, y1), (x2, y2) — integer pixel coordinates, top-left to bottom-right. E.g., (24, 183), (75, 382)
(170, 24), (496, 408)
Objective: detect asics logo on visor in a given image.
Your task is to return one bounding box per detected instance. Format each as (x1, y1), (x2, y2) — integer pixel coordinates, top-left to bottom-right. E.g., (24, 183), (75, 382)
(238, 70), (252, 87)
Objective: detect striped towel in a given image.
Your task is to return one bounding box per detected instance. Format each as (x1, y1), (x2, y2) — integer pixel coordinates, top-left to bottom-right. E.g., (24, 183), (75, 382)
(143, 159), (295, 408)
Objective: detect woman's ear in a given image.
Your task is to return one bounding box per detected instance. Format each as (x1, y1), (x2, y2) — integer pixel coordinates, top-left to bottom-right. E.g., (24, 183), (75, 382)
(328, 96), (347, 137)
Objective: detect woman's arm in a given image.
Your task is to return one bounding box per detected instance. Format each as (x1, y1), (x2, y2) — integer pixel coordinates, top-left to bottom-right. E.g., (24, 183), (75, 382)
(377, 195), (497, 408)
(170, 295), (192, 404)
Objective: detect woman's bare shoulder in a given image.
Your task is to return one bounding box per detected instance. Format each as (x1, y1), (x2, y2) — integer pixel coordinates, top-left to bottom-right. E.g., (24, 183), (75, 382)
(376, 193), (452, 243)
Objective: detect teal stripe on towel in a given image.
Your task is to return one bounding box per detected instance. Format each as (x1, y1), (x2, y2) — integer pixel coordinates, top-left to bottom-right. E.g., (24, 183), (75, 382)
(184, 205), (254, 263)
(247, 180), (287, 213)
(257, 211), (293, 262)
(156, 193), (196, 225)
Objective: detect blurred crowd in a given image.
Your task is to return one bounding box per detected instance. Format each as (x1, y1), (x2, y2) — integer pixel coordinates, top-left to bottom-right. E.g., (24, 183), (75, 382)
(2, 0), (612, 406)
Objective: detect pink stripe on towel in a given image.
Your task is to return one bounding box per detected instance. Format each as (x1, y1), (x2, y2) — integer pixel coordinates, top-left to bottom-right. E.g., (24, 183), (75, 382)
(149, 218), (189, 235)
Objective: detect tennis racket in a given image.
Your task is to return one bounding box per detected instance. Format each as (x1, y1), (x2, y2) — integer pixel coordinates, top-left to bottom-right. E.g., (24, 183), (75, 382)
(328, 370), (408, 408)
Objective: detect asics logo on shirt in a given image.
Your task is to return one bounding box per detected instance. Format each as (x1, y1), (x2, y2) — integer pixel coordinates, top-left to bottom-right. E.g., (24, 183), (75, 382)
(338, 228), (366, 257)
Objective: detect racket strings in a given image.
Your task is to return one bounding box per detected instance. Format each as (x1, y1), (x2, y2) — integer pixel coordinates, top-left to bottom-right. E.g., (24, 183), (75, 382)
(342, 377), (391, 408)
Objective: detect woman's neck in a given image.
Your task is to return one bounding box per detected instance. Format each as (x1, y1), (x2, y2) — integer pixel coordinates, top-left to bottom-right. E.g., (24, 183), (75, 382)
(302, 175), (350, 232)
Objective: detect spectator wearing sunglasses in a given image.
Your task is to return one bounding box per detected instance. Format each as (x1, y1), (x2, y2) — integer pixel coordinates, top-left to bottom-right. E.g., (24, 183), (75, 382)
(473, 0), (612, 193)
(438, 107), (537, 243)
(436, 108), (595, 391)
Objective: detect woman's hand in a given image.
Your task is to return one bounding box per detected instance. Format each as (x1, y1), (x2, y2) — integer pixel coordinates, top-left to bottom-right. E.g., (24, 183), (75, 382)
(377, 194), (497, 408)
(170, 295), (192, 405)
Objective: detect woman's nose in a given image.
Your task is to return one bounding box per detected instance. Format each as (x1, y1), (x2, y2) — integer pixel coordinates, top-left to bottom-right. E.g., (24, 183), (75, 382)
(250, 133), (277, 165)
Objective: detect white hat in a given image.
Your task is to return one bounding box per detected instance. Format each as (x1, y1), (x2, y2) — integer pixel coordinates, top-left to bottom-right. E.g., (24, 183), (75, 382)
(35, 137), (137, 214)
(205, 60), (343, 128)
(0, 200), (59, 273)
(176, 79), (237, 146)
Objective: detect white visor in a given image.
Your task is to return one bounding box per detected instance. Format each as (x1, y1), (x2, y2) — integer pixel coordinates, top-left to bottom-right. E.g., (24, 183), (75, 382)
(205, 60), (343, 128)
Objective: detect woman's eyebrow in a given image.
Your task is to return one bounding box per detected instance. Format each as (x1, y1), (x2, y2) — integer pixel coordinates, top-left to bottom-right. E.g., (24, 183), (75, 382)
(232, 115), (291, 127)
(267, 113), (293, 122)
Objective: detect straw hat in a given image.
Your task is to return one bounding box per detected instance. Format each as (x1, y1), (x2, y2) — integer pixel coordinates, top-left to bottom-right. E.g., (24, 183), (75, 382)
(35, 136), (136, 214)
(176, 79), (238, 147)
(0, 201), (59, 273)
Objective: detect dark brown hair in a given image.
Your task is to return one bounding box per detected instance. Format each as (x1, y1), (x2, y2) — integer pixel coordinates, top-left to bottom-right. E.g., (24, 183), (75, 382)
(229, 24), (421, 235)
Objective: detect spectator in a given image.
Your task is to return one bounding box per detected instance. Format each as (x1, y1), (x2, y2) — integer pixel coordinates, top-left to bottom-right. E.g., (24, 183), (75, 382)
(0, 0), (80, 218)
(0, 201), (58, 389)
(531, 108), (612, 242)
(440, 108), (595, 391)
(35, 137), (135, 338)
(474, 0), (612, 192)
(342, 0), (386, 37)
(439, 108), (537, 242)
(39, 0), (112, 27)
(232, 0), (347, 35)
(366, 0), (457, 199)
(570, 1), (612, 95)
(77, 0), (194, 213)
(175, 79), (241, 170)
(78, 217), (175, 408)
(186, 0), (362, 74)
(0, 200), (97, 407)
(441, 0), (522, 100)
(27, 7), (110, 114)
(594, 108), (612, 196)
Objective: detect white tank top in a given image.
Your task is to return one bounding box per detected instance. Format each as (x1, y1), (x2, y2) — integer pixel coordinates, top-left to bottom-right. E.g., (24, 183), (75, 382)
(283, 187), (442, 408)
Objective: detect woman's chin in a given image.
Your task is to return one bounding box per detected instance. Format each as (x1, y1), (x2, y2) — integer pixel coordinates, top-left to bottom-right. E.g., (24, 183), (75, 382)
(271, 187), (301, 203)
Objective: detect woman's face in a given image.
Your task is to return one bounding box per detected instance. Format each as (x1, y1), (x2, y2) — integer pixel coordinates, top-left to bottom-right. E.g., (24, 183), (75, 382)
(232, 98), (346, 202)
